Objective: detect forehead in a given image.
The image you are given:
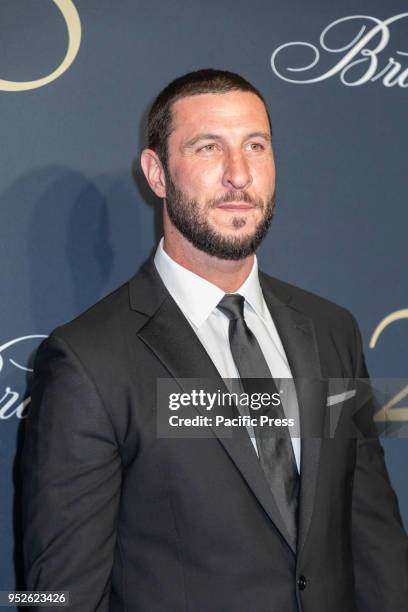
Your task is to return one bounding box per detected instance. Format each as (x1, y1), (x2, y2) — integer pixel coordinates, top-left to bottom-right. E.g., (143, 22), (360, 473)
(170, 91), (271, 138)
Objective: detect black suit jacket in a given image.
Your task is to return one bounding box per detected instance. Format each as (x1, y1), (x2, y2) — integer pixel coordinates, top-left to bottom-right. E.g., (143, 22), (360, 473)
(21, 258), (408, 611)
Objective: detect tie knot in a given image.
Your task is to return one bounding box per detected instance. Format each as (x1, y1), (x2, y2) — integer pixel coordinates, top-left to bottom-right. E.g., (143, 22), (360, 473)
(217, 294), (245, 320)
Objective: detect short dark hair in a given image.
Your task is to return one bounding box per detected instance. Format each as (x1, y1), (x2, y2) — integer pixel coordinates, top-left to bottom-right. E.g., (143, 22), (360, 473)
(147, 68), (272, 170)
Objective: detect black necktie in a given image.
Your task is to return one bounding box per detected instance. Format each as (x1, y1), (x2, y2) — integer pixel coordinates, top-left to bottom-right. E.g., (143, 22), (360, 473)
(217, 293), (299, 548)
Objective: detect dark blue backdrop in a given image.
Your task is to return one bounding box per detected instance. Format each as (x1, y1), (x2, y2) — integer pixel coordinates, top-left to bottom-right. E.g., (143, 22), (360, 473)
(1, 0), (407, 590)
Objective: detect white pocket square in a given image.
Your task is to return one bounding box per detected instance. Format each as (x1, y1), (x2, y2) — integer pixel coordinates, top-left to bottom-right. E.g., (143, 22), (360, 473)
(326, 389), (356, 406)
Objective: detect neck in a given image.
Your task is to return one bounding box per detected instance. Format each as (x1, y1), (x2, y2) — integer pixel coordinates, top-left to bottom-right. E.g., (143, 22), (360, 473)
(163, 221), (254, 293)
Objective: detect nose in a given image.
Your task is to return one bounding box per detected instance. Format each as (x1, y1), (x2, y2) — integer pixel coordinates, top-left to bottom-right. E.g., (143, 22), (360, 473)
(222, 150), (253, 191)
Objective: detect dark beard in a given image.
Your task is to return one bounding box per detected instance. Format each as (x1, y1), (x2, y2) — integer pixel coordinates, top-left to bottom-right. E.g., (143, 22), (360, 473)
(164, 173), (276, 261)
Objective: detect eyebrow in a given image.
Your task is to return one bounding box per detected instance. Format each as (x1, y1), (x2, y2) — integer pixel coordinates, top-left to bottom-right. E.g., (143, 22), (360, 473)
(182, 131), (272, 148)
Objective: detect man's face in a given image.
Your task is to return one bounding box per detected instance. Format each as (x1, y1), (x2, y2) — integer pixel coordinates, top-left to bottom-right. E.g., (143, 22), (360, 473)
(164, 91), (276, 260)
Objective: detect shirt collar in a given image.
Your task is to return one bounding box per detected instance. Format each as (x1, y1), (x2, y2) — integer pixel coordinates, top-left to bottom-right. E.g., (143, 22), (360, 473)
(154, 237), (267, 328)
(237, 257), (268, 322)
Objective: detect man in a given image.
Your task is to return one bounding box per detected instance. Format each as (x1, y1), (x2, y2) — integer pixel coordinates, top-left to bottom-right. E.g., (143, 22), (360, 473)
(22, 69), (408, 611)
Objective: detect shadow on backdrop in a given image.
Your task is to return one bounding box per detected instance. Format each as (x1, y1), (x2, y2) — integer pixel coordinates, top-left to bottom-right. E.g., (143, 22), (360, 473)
(0, 161), (160, 592)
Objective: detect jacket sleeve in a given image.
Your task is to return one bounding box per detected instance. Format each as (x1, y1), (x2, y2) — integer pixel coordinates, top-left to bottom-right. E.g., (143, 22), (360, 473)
(21, 333), (122, 611)
(349, 315), (408, 611)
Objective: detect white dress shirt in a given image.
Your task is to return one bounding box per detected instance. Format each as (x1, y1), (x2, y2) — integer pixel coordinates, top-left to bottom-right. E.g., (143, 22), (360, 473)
(154, 238), (301, 471)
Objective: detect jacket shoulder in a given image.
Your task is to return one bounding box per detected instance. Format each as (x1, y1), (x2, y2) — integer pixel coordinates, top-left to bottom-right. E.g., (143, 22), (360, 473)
(43, 278), (142, 369)
(260, 272), (357, 330)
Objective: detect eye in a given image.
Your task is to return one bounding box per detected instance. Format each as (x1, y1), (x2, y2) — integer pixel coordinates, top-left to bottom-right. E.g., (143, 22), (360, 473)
(198, 143), (219, 152)
(247, 142), (265, 151)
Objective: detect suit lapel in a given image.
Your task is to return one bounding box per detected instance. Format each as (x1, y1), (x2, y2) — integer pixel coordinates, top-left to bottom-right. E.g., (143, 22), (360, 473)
(129, 260), (298, 553)
(260, 274), (328, 557)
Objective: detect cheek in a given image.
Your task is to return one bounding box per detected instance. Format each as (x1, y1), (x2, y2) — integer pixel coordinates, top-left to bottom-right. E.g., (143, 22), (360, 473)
(173, 160), (221, 195)
(253, 158), (276, 187)
(252, 173), (275, 202)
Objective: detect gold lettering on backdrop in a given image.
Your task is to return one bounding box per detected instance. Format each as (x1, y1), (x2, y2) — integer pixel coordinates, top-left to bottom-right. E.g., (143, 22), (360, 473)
(370, 309), (408, 422)
(0, 0), (81, 92)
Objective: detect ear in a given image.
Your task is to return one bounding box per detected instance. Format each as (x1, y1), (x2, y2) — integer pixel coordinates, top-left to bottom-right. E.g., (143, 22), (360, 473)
(140, 148), (167, 198)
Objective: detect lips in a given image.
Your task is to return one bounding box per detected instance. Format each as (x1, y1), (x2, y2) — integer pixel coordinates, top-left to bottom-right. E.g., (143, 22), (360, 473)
(216, 202), (254, 211)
